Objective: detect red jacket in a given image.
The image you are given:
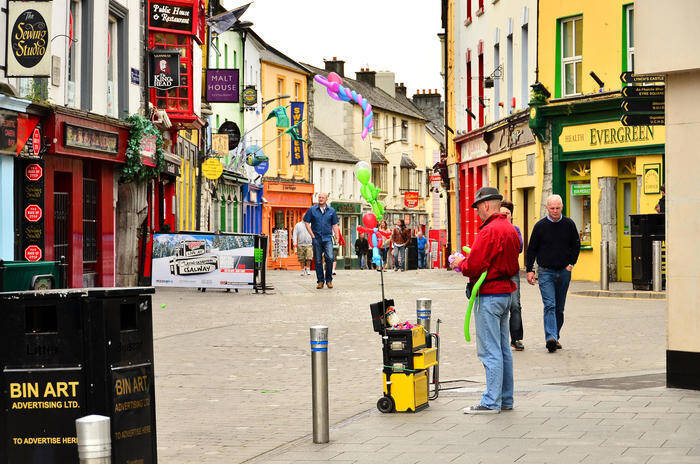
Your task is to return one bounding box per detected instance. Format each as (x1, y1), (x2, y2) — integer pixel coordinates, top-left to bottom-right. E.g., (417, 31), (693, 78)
(461, 213), (520, 294)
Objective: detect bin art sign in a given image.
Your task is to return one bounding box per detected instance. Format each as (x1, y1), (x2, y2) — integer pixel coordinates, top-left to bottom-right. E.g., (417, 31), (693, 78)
(6, 1), (52, 77)
(151, 233), (255, 289)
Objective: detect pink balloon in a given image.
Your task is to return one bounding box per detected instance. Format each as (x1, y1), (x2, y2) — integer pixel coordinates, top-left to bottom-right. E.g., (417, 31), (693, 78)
(327, 89), (342, 101)
(361, 128), (369, 139)
(327, 72), (343, 85)
(328, 82), (340, 93)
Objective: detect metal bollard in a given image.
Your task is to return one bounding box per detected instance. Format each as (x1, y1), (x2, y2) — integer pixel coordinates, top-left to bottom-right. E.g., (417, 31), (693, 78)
(75, 415), (111, 463)
(600, 241), (609, 291)
(652, 240), (663, 292)
(416, 298), (432, 333)
(310, 326), (329, 444)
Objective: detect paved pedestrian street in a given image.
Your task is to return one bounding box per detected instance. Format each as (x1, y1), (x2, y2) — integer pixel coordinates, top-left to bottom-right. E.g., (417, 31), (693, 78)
(151, 269), (699, 464)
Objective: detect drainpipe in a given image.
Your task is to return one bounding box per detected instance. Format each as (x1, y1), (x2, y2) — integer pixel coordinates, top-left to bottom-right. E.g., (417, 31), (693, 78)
(442, 0), (452, 261)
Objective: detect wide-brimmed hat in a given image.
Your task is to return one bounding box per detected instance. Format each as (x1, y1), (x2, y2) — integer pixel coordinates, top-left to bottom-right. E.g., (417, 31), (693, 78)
(471, 186), (503, 208)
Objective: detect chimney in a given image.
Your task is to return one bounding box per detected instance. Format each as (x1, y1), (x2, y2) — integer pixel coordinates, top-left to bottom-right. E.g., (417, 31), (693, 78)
(395, 82), (407, 97)
(375, 71), (395, 97)
(324, 56), (345, 77)
(355, 68), (376, 87)
(412, 89), (443, 120)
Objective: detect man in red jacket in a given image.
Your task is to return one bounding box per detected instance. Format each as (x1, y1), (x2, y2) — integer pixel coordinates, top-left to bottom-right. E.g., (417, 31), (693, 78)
(451, 187), (521, 414)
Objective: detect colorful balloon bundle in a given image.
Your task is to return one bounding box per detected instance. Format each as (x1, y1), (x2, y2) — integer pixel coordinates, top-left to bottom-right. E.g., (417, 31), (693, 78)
(355, 161), (385, 220)
(357, 212), (391, 267)
(314, 72), (374, 139)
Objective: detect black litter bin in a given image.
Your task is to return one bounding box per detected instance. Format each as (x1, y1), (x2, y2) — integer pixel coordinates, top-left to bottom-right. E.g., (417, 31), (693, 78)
(0, 287), (156, 464)
(631, 214), (665, 290)
(406, 238), (418, 270)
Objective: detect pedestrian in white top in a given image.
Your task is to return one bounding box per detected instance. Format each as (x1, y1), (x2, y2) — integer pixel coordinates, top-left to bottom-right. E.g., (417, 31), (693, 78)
(293, 220), (313, 275)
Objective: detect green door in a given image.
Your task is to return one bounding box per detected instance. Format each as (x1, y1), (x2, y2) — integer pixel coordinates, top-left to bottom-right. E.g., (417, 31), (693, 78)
(616, 178), (637, 282)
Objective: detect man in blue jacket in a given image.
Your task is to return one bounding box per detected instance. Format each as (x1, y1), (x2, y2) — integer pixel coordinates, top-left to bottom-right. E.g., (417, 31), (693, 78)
(303, 193), (340, 289)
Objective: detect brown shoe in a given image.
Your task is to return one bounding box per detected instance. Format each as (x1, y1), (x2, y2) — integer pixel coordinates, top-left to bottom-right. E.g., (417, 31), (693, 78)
(556, 341), (562, 349)
(316, 282), (324, 289)
(326, 282), (333, 289)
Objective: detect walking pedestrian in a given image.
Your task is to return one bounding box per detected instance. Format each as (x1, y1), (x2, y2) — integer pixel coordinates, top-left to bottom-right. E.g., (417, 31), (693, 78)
(500, 200), (524, 351)
(655, 184), (665, 213)
(416, 231), (429, 269)
(355, 233), (369, 269)
(292, 220), (313, 276)
(391, 219), (410, 272)
(377, 219), (390, 271)
(303, 193), (340, 289)
(450, 187), (520, 414)
(526, 194), (581, 353)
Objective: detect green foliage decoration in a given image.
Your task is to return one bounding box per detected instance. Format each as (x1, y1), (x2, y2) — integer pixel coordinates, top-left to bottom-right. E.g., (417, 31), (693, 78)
(119, 114), (166, 184)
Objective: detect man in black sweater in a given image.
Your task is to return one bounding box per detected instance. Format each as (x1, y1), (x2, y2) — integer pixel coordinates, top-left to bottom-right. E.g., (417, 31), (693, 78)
(526, 194), (581, 353)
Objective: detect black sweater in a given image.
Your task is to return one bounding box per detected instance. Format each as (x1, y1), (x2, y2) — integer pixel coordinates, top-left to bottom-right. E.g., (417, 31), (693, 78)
(526, 216), (581, 272)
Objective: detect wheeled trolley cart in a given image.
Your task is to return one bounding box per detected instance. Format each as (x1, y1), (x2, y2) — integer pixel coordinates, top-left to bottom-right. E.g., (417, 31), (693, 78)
(370, 299), (440, 413)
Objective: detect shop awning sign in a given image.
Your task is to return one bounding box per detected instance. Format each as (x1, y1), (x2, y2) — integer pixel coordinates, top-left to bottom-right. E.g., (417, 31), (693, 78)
(149, 50), (180, 91)
(6, 1), (52, 77)
(404, 191), (419, 208)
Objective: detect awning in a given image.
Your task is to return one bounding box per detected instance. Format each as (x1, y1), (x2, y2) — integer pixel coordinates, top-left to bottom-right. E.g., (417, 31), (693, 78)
(400, 154), (417, 169)
(371, 148), (388, 164)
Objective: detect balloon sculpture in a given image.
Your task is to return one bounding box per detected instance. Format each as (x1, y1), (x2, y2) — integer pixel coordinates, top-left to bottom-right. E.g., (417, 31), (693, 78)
(357, 212), (391, 267)
(355, 161), (385, 220)
(314, 72), (374, 139)
(454, 246), (489, 343)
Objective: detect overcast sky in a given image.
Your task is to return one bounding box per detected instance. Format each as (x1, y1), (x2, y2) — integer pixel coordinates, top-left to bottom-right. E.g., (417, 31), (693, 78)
(223, 0), (444, 97)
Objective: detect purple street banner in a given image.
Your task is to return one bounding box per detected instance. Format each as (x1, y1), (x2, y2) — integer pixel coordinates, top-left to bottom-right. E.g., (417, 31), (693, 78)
(206, 69), (239, 103)
(290, 101), (304, 166)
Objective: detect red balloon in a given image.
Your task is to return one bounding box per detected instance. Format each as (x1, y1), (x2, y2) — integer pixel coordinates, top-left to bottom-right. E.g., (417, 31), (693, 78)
(362, 213), (377, 229)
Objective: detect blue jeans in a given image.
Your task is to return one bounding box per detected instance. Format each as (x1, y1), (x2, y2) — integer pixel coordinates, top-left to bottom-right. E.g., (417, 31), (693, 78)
(379, 248), (388, 267)
(392, 245), (406, 270)
(538, 267), (572, 342)
(417, 250), (427, 269)
(475, 293), (514, 410)
(359, 254), (367, 269)
(312, 238), (334, 283)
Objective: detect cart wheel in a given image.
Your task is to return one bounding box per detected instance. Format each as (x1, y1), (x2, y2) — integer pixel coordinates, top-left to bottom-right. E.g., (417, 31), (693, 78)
(377, 396), (395, 413)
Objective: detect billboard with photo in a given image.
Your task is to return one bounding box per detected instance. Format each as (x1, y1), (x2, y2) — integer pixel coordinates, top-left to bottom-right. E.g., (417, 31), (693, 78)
(151, 233), (255, 289)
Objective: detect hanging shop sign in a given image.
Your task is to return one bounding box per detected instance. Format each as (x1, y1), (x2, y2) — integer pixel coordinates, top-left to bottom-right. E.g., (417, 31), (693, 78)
(242, 86), (257, 106)
(31, 127), (41, 156)
(205, 69), (239, 103)
(201, 157), (223, 180)
(0, 111), (18, 155)
(290, 101), (304, 166)
(428, 174), (442, 182)
(211, 133), (228, 158)
(254, 160), (269, 176)
(404, 191), (419, 208)
(217, 121), (240, 151)
(149, 1), (194, 35)
(149, 50), (180, 91)
(6, 1), (52, 77)
(64, 124), (119, 154)
(643, 163), (662, 194)
(140, 134), (157, 167)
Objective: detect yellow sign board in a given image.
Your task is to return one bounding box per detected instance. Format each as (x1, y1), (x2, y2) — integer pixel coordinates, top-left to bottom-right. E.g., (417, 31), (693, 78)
(560, 120), (665, 153)
(201, 158), (223, 180)
(211, 134), (229, 158)
(643, 163), (661, 194)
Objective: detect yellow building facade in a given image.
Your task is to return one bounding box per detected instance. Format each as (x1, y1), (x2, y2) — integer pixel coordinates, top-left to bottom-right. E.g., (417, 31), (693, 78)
(530, 0), (665, 282)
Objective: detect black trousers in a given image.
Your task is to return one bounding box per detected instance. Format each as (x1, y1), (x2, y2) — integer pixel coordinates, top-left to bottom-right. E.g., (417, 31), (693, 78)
(509, 274), (523, 341)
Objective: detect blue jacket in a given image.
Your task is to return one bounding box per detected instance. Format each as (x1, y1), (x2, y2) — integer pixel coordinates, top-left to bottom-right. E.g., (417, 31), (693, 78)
(303, 204), (339, 242)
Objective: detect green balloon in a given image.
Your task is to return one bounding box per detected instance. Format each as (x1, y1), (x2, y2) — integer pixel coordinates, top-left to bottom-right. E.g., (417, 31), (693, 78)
(357, 168), (370, 184)
(361, 185), (371, 202)
(372, 203), (383, 219)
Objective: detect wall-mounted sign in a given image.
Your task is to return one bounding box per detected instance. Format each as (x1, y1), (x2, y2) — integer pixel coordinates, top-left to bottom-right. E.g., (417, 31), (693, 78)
(149, 50), (180, 91)
(242, 86), (257, 106)
(202, 158), (223, 180)
(404, 191), (419, 208)
(130, 67), (140, 85)
(25, 163), (43, 181)
(24, 245), (42, 261)
(559, 121), (665, 153)
(643, 163), (661, 194)
(149, 1), (193, 34)
(571, 184), (591, 196)
(140, 134), (157, 167)
(24, 204), (43, 222)
(6, 1), (52, 77)
(206, 69), (239, 103)
(64, 124), (119, 154)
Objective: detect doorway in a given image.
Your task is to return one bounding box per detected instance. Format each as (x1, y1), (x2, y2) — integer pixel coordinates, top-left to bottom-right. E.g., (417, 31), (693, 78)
(617, 176), (638, 282)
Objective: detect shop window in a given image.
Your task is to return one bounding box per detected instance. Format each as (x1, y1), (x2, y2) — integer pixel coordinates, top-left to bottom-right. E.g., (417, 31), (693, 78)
(566, 162), (591, 247)
(561, 16), (583, 96)
(150, 32), (192, 115)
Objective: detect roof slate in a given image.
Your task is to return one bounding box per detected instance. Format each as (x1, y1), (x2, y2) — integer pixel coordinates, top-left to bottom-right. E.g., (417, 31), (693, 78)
(309, 127), (360, 164)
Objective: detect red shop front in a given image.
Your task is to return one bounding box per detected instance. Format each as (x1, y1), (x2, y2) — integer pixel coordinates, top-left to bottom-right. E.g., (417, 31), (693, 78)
(455, 128), (489, 249)
(43, 108), (129, 288)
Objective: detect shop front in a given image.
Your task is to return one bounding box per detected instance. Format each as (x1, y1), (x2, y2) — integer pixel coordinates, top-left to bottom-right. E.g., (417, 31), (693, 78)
(262, 180), (313, 270)
(331, 201), (362, 269)
(455, 129), (489, 249)
(211, 172), (244, 233)
(530, 96), (665, 282)
(43, 108), (129, 288)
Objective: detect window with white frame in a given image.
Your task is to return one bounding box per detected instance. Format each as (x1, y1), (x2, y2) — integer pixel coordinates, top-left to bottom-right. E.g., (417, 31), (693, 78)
(67, 1), (80, 108)
(340, 170), (347, 198)
(626, 6), (634, 72)
(561, 16), (583, 96)
(106, 15), (118, 117)
(319, 168), (325, 193)
(373, 111), (380, 138)
(393, 166), (398, 195)
(392, 117), (397, 141)
(331, 169), (336, 194)
(417, 171), (424, 196)
(401, 120), (408, 141)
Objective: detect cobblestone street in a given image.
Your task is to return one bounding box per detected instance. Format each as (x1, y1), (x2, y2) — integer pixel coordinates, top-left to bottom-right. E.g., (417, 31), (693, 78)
(150, 269), (682, 463)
